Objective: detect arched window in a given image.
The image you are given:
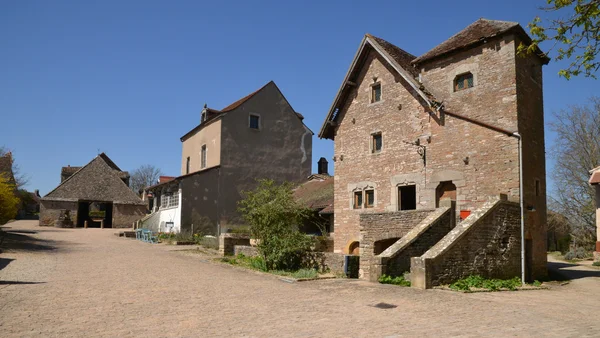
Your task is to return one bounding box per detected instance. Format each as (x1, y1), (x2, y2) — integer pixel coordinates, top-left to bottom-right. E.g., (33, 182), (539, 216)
(454, 72), (474, 91)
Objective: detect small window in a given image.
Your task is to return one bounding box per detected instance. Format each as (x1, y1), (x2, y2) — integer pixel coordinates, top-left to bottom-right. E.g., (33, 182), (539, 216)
(186, 157), (190, 174)
(398, 185), (417, 210)
(371, 83), (381, 103)
(353, 191), (363, 209)
(201, 112), (206, 123)
(365, 190), (374, 208)
(372, 133), (382, 153)
(201, 145), (207, 169)
(454, 73), (474, 91)
(535, 179), (540, 197)
(249, 115), (260, 130)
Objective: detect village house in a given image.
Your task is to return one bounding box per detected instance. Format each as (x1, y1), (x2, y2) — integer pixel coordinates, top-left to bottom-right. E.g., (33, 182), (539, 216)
(293, 157), (334, 236)
(141, 81), (312, 236)
(40, 153), (146, 228)
(589, 167), (600, 262)
(319, 19), (548, 286)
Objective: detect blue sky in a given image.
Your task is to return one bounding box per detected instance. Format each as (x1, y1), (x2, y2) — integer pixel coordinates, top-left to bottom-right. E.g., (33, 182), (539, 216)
(1, 0), (598, 195)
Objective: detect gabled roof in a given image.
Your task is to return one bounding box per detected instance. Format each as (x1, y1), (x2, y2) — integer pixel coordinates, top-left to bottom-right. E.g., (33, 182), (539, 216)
(43, 153), (144, 205)
(413, 18), (550, 65)
(318, 34), (437, 139)
(0, 152), (15, 185)
(294, 174), (334, 213)
(181, 81), (311, 141)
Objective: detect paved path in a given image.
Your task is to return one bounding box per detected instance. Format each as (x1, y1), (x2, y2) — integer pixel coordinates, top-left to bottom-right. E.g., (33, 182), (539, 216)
(1, 220), (600, 337)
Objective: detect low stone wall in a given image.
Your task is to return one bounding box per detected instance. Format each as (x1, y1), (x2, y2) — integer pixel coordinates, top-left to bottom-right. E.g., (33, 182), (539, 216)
(234, 245), (258, 257)
(219, 234), (250, 256)
(411, 198), (521, 289)
(367, 205), (454, 282)
(39, 200), (78, 227)
(359, 209), (437, 279)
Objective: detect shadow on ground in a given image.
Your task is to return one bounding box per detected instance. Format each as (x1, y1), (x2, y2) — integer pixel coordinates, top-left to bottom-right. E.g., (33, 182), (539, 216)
(547, 261), (600, 281)
(0, 280), (45, 285)
(0, 257), (14, 271)
(0, 232), (66, 254)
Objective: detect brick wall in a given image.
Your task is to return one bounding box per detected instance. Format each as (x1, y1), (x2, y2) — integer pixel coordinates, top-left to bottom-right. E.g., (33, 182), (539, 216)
(359, 209), (436, 279)
(411, 198), (521, 288)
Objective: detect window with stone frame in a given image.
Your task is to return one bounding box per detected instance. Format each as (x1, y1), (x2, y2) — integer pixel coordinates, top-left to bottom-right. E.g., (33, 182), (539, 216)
(353, 191), (363, 209)
(201, 145), (207, 169)
(398, 185), (417, 210)
(365, 190), (375, 208)
(371, 83), (382, 103)
(454, 72), (474, 91)
(371, 133), (382, 153)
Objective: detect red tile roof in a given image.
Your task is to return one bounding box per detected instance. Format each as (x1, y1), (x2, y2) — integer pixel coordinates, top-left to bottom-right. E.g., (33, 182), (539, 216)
(367, 34), (419, 77)
(294, 175), (334, 211)
(159, 176), (176, 184)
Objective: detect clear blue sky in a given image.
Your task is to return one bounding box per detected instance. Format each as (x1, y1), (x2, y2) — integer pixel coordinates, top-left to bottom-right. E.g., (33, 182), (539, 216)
(1, 0), (598, 195)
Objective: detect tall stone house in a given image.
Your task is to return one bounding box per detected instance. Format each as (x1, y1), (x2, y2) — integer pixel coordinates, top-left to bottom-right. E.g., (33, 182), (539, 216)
(319, 19), (548, 282)
(40, 153), (146, 228)
(141, 81), (312, 235)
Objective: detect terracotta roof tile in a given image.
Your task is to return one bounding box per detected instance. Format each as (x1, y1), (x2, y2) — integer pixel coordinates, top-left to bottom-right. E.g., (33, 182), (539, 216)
(413, 18), (520, 65)
(367, 34), (419, 77)
(294, 175), (334, 210)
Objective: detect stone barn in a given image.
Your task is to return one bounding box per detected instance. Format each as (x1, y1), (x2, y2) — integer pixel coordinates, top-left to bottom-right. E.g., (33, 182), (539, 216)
(40, 153), (146, 228)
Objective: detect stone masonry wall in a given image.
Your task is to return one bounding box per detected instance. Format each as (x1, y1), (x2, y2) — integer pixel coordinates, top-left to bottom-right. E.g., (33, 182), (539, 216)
(333, 37), (522, 255)
(219, 234), (250, 256)
(39, 200), (77, 227)
(359, 209), (436, 279)
(411, 198), (521, 288)
(113, 204), (146, 229)
(369, 205), (454, 282)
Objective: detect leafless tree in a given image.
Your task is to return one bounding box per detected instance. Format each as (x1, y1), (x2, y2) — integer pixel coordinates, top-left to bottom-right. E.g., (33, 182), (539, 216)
(0, 146), (30, 189)
(550, 96), (600, 249)
(130, 164), (164, 193)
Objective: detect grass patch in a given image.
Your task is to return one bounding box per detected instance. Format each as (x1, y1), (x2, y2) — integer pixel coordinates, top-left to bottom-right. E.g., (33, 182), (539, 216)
(221, 253), (319, 279)
(449, 275), (523, 292)
(378, 274), (411, 287)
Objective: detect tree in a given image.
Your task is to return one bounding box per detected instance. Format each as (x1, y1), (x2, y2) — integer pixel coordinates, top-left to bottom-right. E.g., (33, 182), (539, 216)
(549, 96), (600, 249)
(237, 179), (314, 271)
(0, 174), (19, 225)
(521, 0), (600, 79)
(0, 146), (29, 189)
(129, 164), (164, 193)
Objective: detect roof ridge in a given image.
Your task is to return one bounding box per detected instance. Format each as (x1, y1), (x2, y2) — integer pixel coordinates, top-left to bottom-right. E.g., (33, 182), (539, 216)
(219, 80), (273, 112)
(365, 33), (417, 59)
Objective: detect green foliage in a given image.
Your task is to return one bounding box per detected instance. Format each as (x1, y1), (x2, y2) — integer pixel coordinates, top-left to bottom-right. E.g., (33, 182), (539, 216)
(0, 174), (19, 225)
(564, 247), (589, 260)
(449, 275), (522, 291)
(228, 226), (251, 235)
(378, 274), (411, 287)
(224, 254), (318, 278)
(89, 211), (106, 218)
(237, 179), (315, 271)
(592, 261), (600, 266)
(532, 280), (543, 286)
(520, 0), (600, 79)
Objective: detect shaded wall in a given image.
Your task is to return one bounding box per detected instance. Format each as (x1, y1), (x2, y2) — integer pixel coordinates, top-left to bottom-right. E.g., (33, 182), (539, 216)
(180, 168), (220, 236)
(39, 200), (77, 227)
(113, 204), (146, 229)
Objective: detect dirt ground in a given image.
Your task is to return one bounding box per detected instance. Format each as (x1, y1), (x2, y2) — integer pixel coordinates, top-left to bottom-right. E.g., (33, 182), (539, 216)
(1, 220), (600, 338)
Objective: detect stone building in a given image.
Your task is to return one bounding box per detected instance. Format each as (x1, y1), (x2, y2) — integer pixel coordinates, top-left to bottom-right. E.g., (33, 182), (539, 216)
(40, 153), (146, 228)
(141, 81), (312, 235)
(319, 19), (548, 283)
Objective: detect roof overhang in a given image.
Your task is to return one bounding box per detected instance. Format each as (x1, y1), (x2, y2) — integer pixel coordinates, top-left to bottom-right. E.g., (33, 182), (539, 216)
(318, 35), (434, 140)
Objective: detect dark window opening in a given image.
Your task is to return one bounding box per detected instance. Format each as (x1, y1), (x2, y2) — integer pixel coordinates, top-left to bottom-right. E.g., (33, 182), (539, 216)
(535, 179), (540, 197)
(201, 145), (207, 169)
(398, 185), (417, 210)
(249, 115), (260, 129)
(371, 83), (381, 103)
(186, 157), (190, 174)
(454, 73), (474, 91)
(372, 133), (382, 153)
(365, 190), (374, 208)
(353, 191), (363, 209)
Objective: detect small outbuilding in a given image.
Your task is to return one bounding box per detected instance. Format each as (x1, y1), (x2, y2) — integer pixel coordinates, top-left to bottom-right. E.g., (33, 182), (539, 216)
(40, 153), (146, 228)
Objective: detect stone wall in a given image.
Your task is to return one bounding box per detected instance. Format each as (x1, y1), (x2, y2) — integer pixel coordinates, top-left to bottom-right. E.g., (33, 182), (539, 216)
(411, 198), (521, 288)
(113, 204), (146, 229)
(359, 209), (436, 279)
(39, 200), (77, 227)
(140, 212), (160, 232)
(367, 204), (454, 282)
(234, 245), (258, 257)
(219, 234), (250, 256)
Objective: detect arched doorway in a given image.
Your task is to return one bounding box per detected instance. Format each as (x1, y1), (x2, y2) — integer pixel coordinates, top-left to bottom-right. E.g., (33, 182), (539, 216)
(348, 241), (360, 255)
(436, 181), (457, 207)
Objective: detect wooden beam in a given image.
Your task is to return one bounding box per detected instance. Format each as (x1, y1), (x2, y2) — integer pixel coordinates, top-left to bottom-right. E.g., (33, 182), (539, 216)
(346, 80), (357, 87)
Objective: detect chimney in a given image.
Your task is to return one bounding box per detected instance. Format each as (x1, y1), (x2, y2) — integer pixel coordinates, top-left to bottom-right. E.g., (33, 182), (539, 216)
(318, 157), (328, 175)
(35, 189), (40, 197)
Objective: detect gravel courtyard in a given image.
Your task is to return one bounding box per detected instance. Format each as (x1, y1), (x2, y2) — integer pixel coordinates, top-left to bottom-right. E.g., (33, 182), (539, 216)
(1, 220), (600, 338)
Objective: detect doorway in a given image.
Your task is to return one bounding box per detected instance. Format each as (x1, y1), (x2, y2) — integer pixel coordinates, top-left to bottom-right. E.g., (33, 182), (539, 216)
(76, 201), (114, 228)
(436, 181), (457, 207)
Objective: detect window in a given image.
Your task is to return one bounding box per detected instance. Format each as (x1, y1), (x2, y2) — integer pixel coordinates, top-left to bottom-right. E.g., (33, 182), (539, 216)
(535, 179), (540, 197)
(371, 83), (381, 103)
(186, 157), (190, 174)
(353, 191), (363, 209)
(365, 190), (374, 208)
(372, 133), (382, 153)
(398, 185), (417, 210)
(201, 112), (206, 123)
(161, 191), (180, 209)
(454, 72), (474, 91)
(249, 114), (260, 130)
(201, 145), (207, 169)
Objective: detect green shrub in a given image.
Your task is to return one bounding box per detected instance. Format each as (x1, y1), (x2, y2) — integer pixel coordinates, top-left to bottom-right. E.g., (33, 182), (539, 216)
(378, 274), (411, 287)
(290, 269), (318, 279)
(593, 261), (600, 267)
(564, 247), (589, 261)
(449, 275), (522, 291)
(89, 210), (105, 218)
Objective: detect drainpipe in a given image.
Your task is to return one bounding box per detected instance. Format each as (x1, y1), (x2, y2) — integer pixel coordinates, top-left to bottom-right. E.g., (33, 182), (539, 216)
(512, 132), (526, 286)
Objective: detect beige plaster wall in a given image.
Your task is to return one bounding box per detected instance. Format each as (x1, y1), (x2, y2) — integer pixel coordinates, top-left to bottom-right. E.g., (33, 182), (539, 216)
(180, 119), (222, 175)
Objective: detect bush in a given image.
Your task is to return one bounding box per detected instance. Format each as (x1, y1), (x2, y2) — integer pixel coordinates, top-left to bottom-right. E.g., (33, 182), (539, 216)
(0, 174), (19, 225)
(593, 261), (600, 267)
(564, 247), (589, 260)
(89, 211), (105, 218)
(238, 179), (315, 271)
(378, 274), (411, 287)
(449, 275), (522, 291)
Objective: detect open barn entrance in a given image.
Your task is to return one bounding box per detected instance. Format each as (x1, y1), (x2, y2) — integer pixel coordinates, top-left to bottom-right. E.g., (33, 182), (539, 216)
(77, 201), (113, 228)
